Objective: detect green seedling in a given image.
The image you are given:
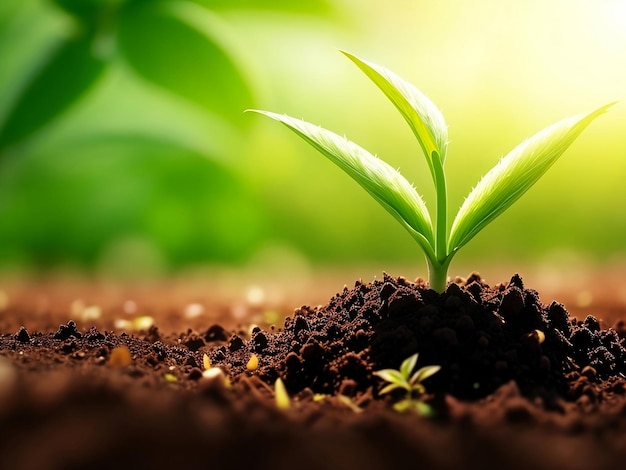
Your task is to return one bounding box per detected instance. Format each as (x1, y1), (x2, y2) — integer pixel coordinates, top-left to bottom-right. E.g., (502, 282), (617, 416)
(373, 353), (440, 414)
(248, 52), (613, 292)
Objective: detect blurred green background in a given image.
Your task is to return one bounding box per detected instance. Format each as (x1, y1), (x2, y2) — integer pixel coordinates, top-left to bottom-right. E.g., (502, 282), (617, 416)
(0, 0), (624, 278)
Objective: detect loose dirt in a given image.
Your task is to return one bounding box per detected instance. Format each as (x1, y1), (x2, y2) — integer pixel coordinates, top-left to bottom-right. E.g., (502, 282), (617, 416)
(1, 271), (626, 470)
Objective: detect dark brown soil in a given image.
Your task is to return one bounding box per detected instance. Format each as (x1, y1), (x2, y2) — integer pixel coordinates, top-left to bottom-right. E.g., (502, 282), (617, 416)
(2, 272), (626, 469)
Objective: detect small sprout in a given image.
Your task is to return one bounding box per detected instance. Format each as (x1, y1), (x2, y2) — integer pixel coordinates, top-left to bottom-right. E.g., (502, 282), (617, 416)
(107, 345), (132, 367)
(313, 393), (327, 402)
(373, 353), (440, 414)
(394, 399), (436, 416)
(274, 377), (290, 410)
(337, 394), (363, 414)
(164, 373), (178, 382)
(250, 51), (613, 292)
(534, 329), (546, 344)
(203, 353), (212, 370)
(246, 354), (259, 372)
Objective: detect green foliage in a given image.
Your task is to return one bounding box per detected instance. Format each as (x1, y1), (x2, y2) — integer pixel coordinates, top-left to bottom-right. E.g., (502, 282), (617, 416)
(196, 0), (332, 14)
(373, 353), (440, 414)
(0, 136), (268, 272)
(117, 1), (253, 126)
(0, 0), (259, 152)
(0, 30), (106, 150)
(251, 52), (612, 291)
(0, 0), (336, 271)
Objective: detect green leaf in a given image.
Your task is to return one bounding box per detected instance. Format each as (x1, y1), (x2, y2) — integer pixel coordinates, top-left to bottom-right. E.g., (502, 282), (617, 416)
(51, 0), (122, 19)
(0, 31), (106, 150)
(248, 110), (435, 251)
(342, 51), (448, 181)
(410, 365), (441, 385)
(400, 353), (418, 379)
(448, 104), (613, 253)
(117, 1), (254, 126)
(373, 368), (405, 384)
(379, 383), (405, 395)
(413, 401), (436, 417)
(192, 0), (332, 15)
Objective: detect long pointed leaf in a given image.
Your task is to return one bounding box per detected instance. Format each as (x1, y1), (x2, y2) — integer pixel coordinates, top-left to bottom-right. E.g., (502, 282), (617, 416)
(373, 369), (406, 384)
(448, 104), (613, 253)
(249, 110), (435, 249)
(342, 51), (448, 180)
(410, 365), (441, 385)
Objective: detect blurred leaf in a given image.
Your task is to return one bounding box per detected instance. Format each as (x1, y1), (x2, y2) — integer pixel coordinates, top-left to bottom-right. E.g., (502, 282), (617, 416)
(0, 134), (269, 270)
(249, 110), (435, 255)
(117, 1), (254, 126)
(0, 30), (106, 150)
(191, 0), (332, 15)
(51, 0), (124, 19)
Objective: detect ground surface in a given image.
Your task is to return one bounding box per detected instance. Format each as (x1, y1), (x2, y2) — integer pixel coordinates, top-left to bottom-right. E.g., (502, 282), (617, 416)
(1, 266), (626, 470)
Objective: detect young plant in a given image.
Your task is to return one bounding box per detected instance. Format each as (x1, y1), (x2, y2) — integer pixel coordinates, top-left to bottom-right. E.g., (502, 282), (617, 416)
(373, 353), (440, 414)
(248, 51), (613, 292)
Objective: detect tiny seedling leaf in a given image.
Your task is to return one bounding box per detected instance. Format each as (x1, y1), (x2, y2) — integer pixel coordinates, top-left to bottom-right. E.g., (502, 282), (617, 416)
(338, 394), (363, 413)
(342, 51), (448, 178)
(410, 365), (442, 385)
(373, 368), (406, 384)
(379, 382), (406, 395)
(400, 353), (419, 378)
(448, 104), (614, 253)
(247, 110), (434, 250)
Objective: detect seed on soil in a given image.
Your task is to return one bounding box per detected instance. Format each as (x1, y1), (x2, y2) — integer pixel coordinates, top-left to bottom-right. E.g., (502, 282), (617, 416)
(247, 354), (259, 371)
(108, 345), (132, 367)
(274, 378), (290, 410)
(203, 354), (211, 370)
